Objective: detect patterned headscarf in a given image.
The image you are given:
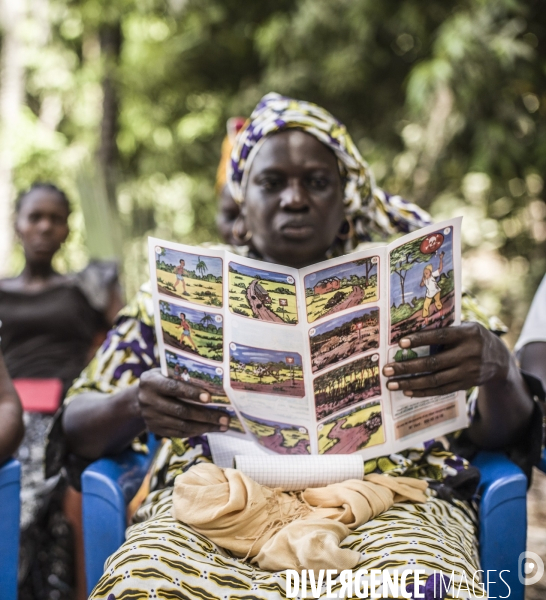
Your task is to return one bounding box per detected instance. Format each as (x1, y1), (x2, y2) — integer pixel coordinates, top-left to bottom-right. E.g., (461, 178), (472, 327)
(227, 92), (431, 245)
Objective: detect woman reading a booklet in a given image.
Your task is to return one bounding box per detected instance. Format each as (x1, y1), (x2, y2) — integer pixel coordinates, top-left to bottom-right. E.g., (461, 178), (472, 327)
(51, 94), (542, 599)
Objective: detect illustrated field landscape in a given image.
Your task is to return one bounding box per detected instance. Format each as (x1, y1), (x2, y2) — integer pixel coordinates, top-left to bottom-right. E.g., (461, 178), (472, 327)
(313, 354), (381, 420)
(309, 307), (379, 373)
(228, 262), (297, 324)
(159, 300), (223, 362)
(318, 400), (384, 454)
(305, 257), (378, 323)
(240, 413), (310, 454)
(155, 246), (223, 308)
(229, 343), (304, 397)
(389, 228), (455, 344)
(165, 350), (228, 404)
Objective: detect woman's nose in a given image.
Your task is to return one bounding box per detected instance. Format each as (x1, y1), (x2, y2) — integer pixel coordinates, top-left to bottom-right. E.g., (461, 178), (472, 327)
(36, 217), (54, 233)
(280, 180), (308, 209)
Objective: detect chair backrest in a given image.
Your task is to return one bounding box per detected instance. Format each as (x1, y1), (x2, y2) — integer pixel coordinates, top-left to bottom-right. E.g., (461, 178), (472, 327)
(82, 436), (160, 596)
(12, 378), (63, 413)
(473, 451), (527, 600)
(0, 459), (21, 600)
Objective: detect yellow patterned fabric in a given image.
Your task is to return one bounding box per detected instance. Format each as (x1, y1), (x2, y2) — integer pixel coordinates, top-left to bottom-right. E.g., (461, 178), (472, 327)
(93, 482), (484, 599)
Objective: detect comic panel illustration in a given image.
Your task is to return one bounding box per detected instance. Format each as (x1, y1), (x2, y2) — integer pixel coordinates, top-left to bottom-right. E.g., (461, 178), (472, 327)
(229, 343), (304, 397)
(309, 307), (379, 373)
(159, 300), (223, 362)
(228, 262), (297, 325)
(389, 227), (455, 344)
(304, 257), (378, 323)
(317, 399), (384, 455)
(155, 246), (223, 307)
(240, 412), (310, 454)
(313, 354), (380, 421)
(165, 350), (228, 405)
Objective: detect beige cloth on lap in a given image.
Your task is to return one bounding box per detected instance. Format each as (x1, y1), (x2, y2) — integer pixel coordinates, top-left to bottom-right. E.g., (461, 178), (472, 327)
(171, 463), (428, 571)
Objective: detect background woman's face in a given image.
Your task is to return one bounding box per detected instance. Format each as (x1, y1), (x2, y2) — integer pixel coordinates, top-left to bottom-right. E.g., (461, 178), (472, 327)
(243, 130), (345, 269)
(15, 189), (69, 265)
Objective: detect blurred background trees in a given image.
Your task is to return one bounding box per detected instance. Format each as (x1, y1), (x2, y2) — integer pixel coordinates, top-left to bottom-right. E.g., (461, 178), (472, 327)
(1, 0), (545, 343)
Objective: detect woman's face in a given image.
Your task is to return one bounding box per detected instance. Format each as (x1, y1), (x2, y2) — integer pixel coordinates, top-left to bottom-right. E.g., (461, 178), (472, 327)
(243, 130), (345, 268)
(15, 189), (69, 265)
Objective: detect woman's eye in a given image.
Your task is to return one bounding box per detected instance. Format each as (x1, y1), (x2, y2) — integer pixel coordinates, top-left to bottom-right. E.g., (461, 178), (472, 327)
(261, 178), (282, 191)
(308, 177), (328, 190)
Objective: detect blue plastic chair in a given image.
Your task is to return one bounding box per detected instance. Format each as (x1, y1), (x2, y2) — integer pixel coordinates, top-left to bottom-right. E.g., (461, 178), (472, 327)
(0, 458), (21, 600)
(82, 448), (531, 598)
(82, 437), (159, 596)
(473, 452), (527, 600)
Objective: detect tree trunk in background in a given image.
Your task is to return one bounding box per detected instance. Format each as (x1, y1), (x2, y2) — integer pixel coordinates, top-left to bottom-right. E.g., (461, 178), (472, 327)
(0, 0), (25, 274)
(79, 20), (124, 265)
(98, 21), (122, 215)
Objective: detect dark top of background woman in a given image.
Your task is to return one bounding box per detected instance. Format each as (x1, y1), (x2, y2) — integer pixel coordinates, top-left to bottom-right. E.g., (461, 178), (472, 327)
(0, 263), (118, 392)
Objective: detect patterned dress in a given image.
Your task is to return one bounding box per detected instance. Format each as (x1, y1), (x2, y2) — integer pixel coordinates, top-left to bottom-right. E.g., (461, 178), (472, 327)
(48, 274), (524, 600)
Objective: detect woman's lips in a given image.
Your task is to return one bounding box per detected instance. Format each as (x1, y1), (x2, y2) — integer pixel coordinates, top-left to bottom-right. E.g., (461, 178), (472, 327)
(280, 223), (314, 239)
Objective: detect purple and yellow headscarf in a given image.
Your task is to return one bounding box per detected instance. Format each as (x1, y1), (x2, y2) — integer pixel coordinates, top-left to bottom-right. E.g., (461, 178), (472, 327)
(227, 92), (431, 246)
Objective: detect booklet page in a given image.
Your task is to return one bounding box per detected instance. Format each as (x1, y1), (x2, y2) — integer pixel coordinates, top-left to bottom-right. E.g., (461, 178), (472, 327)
(148, 216), (466, 462)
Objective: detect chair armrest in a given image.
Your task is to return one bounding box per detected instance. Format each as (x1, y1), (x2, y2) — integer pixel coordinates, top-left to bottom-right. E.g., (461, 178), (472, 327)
(0, 459), (21, 600)
(472, 451), (527, 600)
(82, 437), (159, 596)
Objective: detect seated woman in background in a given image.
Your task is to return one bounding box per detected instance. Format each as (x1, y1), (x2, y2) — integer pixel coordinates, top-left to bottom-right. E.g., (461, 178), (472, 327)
(54, 94), (542, 599)
(0, 183), (123, 600)
(0, 341), (24, 464)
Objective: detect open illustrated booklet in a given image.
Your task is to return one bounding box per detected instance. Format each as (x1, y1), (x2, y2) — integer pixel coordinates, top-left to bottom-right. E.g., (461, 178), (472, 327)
(148, 217), (467, 488)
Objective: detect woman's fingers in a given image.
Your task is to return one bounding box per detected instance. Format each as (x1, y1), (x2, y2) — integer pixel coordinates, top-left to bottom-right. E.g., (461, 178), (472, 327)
(400, 381), (464, 398)
(138, 368), (229, 438)
(147, 394), (229, 426)
(387, 368), (462, 393)
(383, 349), (459, 378)
(140, 368), (211, 403)
(141, 402), (229, 438)
(383, 323), (489, 394)
(398, 325), (466, 350)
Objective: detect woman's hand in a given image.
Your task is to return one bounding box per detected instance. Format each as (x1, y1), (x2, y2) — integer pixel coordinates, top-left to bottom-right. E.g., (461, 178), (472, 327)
(383, 322), (510, 397)
(138, 368), (230, 438)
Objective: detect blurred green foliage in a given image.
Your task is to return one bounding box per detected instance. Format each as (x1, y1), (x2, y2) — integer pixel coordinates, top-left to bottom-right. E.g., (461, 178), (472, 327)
(5, 0), (546, 343)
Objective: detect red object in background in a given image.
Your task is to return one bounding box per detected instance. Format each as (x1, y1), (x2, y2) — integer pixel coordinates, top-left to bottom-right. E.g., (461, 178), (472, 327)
(13, 378), (63, 413)
(420, 233), (444, 254)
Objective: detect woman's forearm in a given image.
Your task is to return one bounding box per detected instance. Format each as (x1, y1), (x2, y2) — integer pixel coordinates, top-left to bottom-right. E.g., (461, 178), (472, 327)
(0, 403), (24, 463)
(62, 385), (146, 461)
(0, 353), (24, 462)
(467, 356), (535, 449)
